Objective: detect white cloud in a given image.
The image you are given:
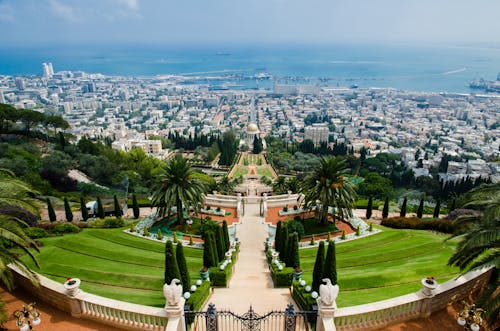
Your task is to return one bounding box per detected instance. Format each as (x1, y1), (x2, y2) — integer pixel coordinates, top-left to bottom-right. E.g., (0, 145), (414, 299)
(48, 0), (78, 21)
(0, 3), (14, 22)
(115, 0), (139, 11)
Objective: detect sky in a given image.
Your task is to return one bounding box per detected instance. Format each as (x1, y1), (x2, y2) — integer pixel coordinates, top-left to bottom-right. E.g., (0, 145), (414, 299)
(0, 0), (499, 46)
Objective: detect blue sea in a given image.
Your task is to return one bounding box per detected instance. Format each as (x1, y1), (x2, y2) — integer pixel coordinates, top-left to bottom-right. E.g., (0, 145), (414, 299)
(1, 43), (500, 92)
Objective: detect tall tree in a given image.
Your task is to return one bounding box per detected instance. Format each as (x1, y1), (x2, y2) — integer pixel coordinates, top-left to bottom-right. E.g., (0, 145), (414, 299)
(215, 226), (224, 263)
(417, 198), (424, 219)
(400, 197), (407, 218)
(274, 221), (282, 251)
(96, 197), (105, 219)
(312, 241), (326, 292)
(280, 225), (289, 262)
(219, 130), (237, 166)
(132, 194), (140, 219)
(47, 198), (56, 223)
(366, 196), (373, 219)
(288, 232), (300, 269)
(164, 240), (181, 284)
(323, 240), (338, 285)
(80, 197), (89, 221)
(447, 183), (499, 327)
(252, 136), (263, 154)
(301, 157), (357, 226)
(382, 196), (389, 219)
(176, 242), (190, 292)
(203, 232), (216, 269)
(113, 195), (122, 218)
(209, 231), (219, 264)
(64, 197), (73, 222)
(433, 199), (441, 218)
(150, 157), (207, 225)
(222, 220), (230, 251)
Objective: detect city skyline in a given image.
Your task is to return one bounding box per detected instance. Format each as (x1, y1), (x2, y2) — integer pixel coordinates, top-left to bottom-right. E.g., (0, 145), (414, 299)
(1, 0), (500, 46)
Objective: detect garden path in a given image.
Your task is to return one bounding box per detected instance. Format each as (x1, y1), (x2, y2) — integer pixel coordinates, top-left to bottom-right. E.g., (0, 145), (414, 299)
(202, 202), (294, 314)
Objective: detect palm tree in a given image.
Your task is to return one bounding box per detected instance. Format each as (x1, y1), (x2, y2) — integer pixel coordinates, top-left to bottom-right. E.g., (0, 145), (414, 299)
(300, 157), (357, 225)
(215, 176), (240, 195)
(0, 170), (40, 320)
(447, 183), (499, 326)
(273, 176), (288, 194)
(150, 157), (207, 225)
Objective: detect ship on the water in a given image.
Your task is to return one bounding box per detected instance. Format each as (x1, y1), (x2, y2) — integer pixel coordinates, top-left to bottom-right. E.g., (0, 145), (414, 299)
(469, 73), (500, 92)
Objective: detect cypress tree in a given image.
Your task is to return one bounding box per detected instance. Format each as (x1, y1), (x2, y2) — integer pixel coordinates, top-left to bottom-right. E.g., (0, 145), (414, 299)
(382, 196), (389, 219)
(202, 234), (215, 268)
(47, 198), (56, 223)
(210, 232), (219, 264)
(280, 225), (289, 262)
(275, 221), (282, 251)
(132, 194), (140, 219)
(417, 198), (424, 219)
(176, 242), (190, 292)
(64, 197), (73, 222)
(113, 195), (122, 218)
(216, 226), (224, 263)
(289, 232), (300, 269)
(323, 240), (337, 285)
(433, 199), (441, 218)
(400, 197), (407, 218)
(80, 197), (89, 221)
(96, 197), (105, 219)
(222, 220), (230, 251)
(164, 240), (181, 284)
(312, 241), (325, 292)
(366, 196), (373, 219)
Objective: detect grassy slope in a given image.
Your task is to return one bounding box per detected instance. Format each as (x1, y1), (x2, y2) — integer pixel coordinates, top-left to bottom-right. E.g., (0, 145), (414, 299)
(22, 228), (203, 307)
(299, 225), (459, 306)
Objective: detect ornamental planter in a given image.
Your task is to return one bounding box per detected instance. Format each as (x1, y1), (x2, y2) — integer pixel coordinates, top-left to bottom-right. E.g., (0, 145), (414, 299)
(293, 269), (303, 281)
(421, 277), (438, 296)
(200, 268), (210, 281)
(64, 278), (81, 297)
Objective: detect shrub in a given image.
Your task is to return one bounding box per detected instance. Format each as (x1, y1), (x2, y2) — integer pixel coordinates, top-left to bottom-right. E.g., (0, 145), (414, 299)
(369, 222), (373, 232)
(323, 240), (337, 284)
(164, 240), (180, 284)
(103, 217), (125, 228)
(64, 197), (73, 222)
(356, 227), (360, 236)
(210, 264), (232, 287)
(341, 230), (346, 240)
(293, 205), (298, 211)
(52, 223), (80, 234)
(132, 194), (140, 219)
(286, 220), (305, 240)
(216, 206), (221, 212)
(186, 280), (211, 311)
(366, 196), (373, 219)
(176, 242), (190, 292)
(292, 281), (317, 311)
(312, 241), (325, 292)
(143, 227), (149, 236)
(23, 227), (48, 239)
(283, 205), (288, 212)
(129, 223), (135, 232)
(417, 198), (424, 218)
(173, 232), (178, 243)
(189, 235), (194, 245)
(381, 217), (454, 233)
(382, 197), (389, 219)
(400, 197), (407, 218)
(310, 235), (315, 245)
(47, 198), (56, 223)
(80, 197), (89, 221)
(157, 229), (163, 240)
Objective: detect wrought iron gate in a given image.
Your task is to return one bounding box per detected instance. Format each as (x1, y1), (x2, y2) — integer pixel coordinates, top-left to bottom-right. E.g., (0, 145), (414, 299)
(185, 303), (316, 331)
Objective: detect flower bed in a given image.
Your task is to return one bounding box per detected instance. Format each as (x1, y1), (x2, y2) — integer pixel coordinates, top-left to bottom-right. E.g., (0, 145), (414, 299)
(200, 207), (226, 217)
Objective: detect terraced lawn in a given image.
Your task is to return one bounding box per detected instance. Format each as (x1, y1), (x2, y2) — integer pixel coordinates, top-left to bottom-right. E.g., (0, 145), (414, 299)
(298, 225), (460, 306)
(21, 228), (203, 307)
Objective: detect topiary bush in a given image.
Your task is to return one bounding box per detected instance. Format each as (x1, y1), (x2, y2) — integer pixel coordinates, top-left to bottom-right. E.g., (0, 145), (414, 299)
(23, 227), (48, 239)
(52, 223), (80, 234)
(103, 217), (125, 228)
(381, 217), (454, 233)
(286, 220), (305, 240)
(186, 281), (211, 311)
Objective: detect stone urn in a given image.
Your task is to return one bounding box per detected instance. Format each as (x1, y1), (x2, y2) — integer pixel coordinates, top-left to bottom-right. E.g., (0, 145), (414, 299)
(421, 277), (438, 296)
(200, 267), (210, 281)
(64, 278), (81, 297)
(293, 268), (303, 281)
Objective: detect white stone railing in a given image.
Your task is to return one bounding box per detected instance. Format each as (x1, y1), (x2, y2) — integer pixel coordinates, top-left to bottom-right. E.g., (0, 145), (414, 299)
(10, 266), (168, 331)
(204, 194), (239, 208)
(329, 267), (493, 331)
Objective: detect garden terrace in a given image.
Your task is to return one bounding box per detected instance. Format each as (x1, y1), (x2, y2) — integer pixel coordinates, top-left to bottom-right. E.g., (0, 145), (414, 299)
(21, 228), (204, 307)
(297, 225), (459, 307)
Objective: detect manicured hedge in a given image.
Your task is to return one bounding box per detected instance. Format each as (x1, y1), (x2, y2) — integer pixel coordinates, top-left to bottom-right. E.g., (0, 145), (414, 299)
(210, 264), (232, 287)
(52, 223), (81, 234)
(292, 281), (316, 311)
(23, 227), (49, 239)
(266, 249), (293, 287)
(186, 280), (211, 311)
(381, 217), (454, 233)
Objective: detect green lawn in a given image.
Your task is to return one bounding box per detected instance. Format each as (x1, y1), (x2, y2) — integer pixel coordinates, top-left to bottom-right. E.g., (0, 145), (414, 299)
(256, 167), (273, 177)
(21, 228), (203, 307)
(298, 225), (460, 306)
(232, 166), (248, 177)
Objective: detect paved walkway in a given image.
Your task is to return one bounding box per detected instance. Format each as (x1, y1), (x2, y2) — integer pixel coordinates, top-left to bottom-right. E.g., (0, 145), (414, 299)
(203, 202), (294, 314)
